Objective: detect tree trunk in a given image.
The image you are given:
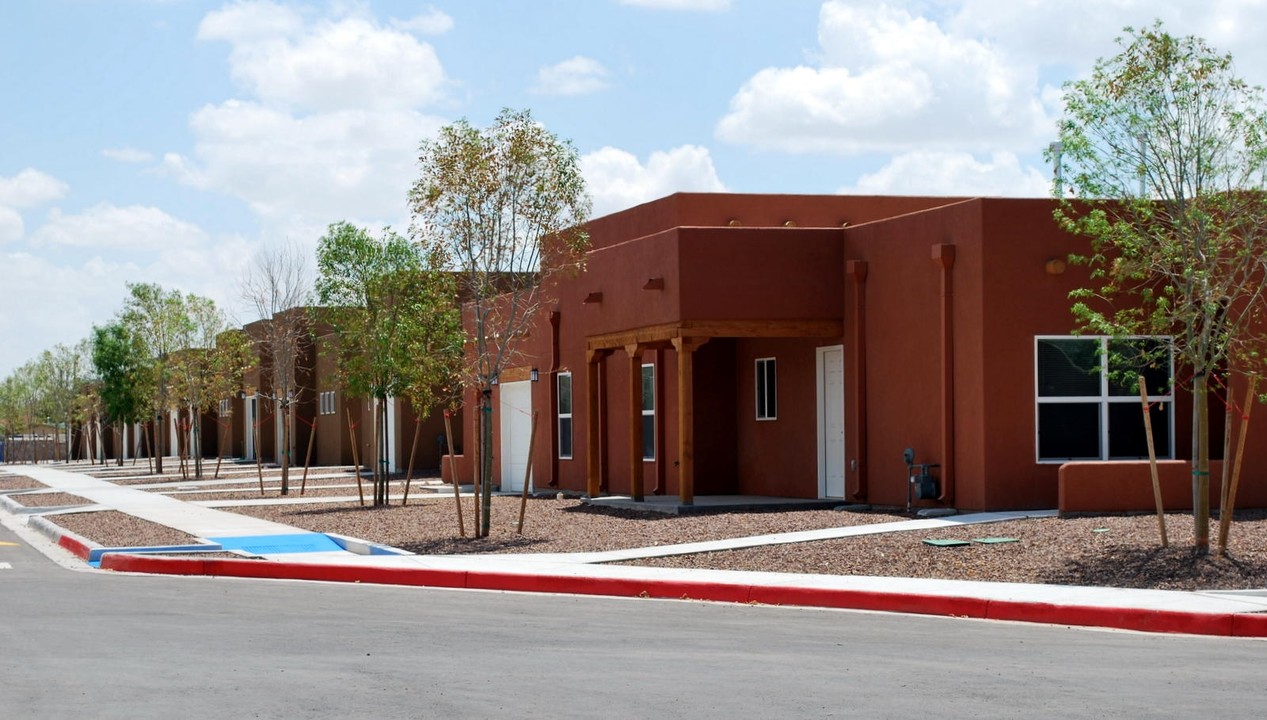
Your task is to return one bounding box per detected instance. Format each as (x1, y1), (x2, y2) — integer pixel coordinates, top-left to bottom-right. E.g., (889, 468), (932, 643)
(154, 413), (164, 474)
(191, 404), (203, 479)
(480, 393), (493, 537)
(1193, 371), (1210, 553)
(280, 401), (291, 496)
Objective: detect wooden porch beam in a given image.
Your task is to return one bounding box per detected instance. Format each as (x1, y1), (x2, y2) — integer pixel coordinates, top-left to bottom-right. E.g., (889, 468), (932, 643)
(587, 319), (842, 352)
(626, 343), (645, 502)
(671, 336), (709, 506)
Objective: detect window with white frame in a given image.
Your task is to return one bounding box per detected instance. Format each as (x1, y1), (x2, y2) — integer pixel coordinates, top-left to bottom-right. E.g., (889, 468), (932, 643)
(1035, 336), (1173, 462)
(641, 364), (655, 460)
(219, 399), (232, 417)
(756, 357), (777, 420)
(557, 372), (573, 459)
(319, 391), (336, 416)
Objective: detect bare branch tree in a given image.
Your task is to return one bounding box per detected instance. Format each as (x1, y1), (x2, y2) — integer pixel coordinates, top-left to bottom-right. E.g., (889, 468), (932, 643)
(240, 242), (313, 495)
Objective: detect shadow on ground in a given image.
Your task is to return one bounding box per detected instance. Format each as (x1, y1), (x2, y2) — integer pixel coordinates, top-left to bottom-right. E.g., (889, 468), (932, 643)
(1042, 544), (1267, 590)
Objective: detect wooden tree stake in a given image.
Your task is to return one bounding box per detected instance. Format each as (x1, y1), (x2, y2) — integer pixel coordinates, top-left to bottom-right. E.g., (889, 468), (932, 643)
(402, 414), (423, 506)
(517, 411), (540, 535)
(348, 407), (365, 507)
(300, 416), (317, 496)
(1218, 375), (1258, 555)
(253, 421), (265, 496)
(1139, 376), (1168, 548)
(444, 410), (464, 538)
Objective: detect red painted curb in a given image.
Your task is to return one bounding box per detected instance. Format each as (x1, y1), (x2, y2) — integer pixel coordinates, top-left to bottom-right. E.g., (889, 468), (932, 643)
(95, 554), (1267, 638)
(57, 533), (93, 561)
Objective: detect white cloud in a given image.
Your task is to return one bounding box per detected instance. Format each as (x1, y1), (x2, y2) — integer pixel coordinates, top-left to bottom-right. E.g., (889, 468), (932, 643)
(175, 2), (452, 235)
(102, 148), (155, 164)
(29, 203), (209, 251)
(582, 144), (726, 216)
(168, 100), (442, 229)
(946, 0), (1267, 82)
(0, 207), (22, 244)
(0, 234), (260, 375)
(197, 0), (305, 44)
(717, 1), (1056, 155)
(619, 0), (731, 10)
(0, 168), (69, 209)
(839, 151), (1050, 197)
(199, 3), (446, 113)
(532, 56), (609, 96)
(392, 7), (454, 35)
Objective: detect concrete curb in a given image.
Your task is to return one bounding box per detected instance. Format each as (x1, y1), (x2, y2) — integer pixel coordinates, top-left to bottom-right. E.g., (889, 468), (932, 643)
(28, 515), (99, 561)
(97, 553), (1267, 638)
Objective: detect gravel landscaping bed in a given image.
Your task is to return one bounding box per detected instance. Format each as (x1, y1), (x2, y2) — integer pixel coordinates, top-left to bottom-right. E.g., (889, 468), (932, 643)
(13, 464), (1267, 591)
(620, 511), (1267, 591)
(227, 497), (907, 555)
(0, 475), (48, 491)
(51, 511), (203, 548)
(9, 492), (94, 508)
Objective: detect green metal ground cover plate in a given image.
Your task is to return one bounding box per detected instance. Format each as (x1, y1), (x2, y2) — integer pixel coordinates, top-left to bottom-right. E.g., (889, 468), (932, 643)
(922, 538), (971, 547)
(972, 537), (1019, 544)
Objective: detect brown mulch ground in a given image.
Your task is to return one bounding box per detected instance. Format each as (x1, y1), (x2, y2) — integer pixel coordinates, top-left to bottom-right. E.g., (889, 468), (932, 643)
(18, 463), (1267, 591)
(7, 492), (94, 508)
(52, 511), (202, 548)
(0, 476), (49, 491)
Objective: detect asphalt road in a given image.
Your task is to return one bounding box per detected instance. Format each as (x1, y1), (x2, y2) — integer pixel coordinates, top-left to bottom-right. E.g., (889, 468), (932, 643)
(2, 519), (1266, 719)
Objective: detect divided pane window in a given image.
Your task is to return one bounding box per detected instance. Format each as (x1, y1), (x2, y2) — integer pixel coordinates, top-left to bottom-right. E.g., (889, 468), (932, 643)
(756, 358), (777, 420)
(1035, 336), (1173, 462)
(641, 364), (655, 460)
(557, 373), (573, 460)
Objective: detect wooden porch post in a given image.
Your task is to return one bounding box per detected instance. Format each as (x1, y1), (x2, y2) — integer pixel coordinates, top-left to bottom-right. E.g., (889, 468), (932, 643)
(672, 337), (707, 506)
(586, 349), (606, 497)
(626, 344), (645, 501)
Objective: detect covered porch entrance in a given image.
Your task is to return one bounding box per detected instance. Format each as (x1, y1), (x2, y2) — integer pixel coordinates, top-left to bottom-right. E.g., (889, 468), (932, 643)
(584, 319), (842, 506)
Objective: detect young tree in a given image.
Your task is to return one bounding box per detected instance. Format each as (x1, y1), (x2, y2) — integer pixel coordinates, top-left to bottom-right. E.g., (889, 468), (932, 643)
(44, 341), (93, 462)
(314, 221), (463, 507)
(121, 283), (190, 474)
(92, 323), (152, 466)
(409, 108), (590, 536)
(1052, 23), (1267, 552)
(240, 243), (312, 495)
(169, 296), (253, 479)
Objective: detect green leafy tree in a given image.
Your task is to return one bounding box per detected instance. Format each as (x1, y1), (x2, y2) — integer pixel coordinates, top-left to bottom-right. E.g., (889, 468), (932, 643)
(1052, 22), (1267, 552)
(409, 108), (590, 536)
(92, 323), (152, 466)
(44, 341), (93, 462)
(315, 221), (463, 507)
(121, 283), (191, 474)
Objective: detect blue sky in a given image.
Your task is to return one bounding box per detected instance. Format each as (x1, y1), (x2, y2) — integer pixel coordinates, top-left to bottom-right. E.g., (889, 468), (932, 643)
(3, 0), (1266, 378)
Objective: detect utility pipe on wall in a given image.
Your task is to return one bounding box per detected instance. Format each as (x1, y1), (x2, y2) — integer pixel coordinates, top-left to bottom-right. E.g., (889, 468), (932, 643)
(932, 243), (956, 506)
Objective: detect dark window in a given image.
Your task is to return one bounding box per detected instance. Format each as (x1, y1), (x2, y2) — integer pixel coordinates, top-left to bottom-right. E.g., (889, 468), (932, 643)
(557, 373), (573, 459)
(641, 364), (655, 460)
(756, 358), (777, 420)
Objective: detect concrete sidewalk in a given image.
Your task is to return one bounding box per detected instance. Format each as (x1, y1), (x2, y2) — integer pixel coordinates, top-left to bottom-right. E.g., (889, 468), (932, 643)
(4, 464), (1267, 638)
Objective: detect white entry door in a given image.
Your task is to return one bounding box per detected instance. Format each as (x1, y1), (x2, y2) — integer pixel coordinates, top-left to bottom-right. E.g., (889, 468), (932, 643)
(817, 346), (846, 498)
(499, 381), (533, 492)
(244, 396), (257, 460)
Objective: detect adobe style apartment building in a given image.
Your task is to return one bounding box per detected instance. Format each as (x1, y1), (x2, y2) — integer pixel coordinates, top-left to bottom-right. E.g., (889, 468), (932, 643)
(444, 192), (1267, 513)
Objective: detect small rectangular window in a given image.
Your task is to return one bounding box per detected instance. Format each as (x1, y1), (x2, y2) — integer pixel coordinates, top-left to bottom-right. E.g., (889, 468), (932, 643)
(319, 391), (337, 416)
(557, 372), (573, 460)
(641, 363), (655, 460)
(756, 358), (777, 420)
